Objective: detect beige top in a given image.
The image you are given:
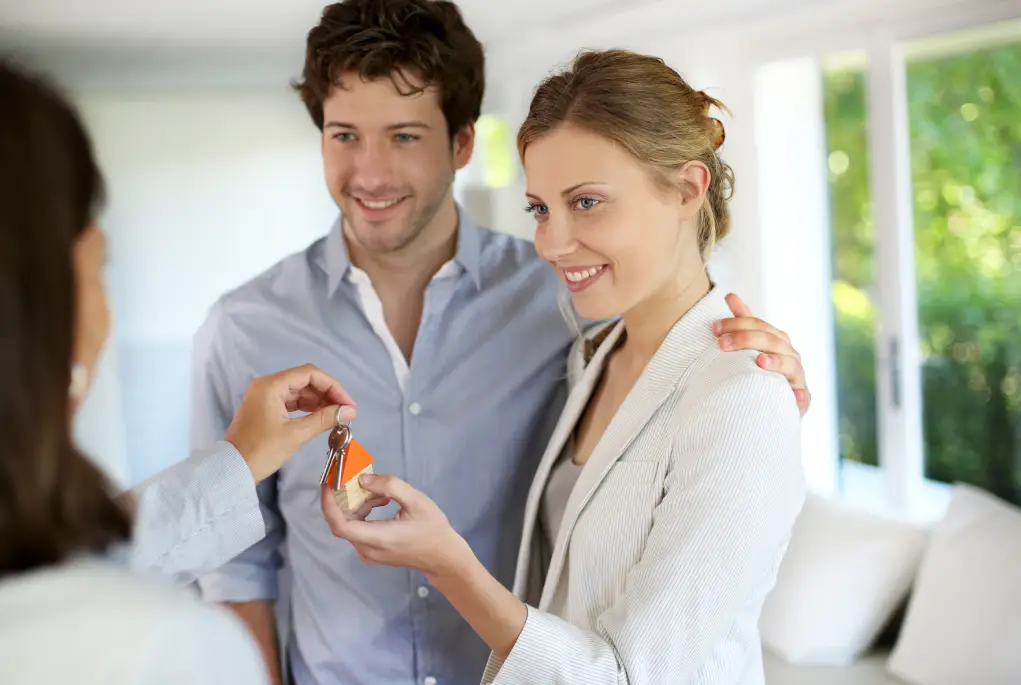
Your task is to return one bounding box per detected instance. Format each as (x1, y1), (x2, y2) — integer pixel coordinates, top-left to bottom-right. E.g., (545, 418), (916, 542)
(541, 440), (585, 544)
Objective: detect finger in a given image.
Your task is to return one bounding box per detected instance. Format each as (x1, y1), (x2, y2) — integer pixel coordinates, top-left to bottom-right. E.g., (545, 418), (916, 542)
(286, 388), (331, 414)
(757, 353), (806, 389)
(714, 316), (777, 335)
(719, 329), (797, 357)
(351, 495), (392, 521)
(288, 390), (357, 417)
(292, 405), (345, 445)
(358, 474), (422, 509)
(320, 485), (352, 535)
(276, 364), (356, 408)
(319, 486), (379, 542)
(725, 292), (754, 318)
(795, 388), (812, 416)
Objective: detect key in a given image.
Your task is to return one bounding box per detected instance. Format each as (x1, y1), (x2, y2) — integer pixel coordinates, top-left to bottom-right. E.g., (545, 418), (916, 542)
(320, 413), (375, 514)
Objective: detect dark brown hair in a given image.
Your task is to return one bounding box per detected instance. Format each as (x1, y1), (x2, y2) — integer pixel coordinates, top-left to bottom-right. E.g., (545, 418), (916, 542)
(0, 60), (132, 576)
(519, 49), (735, 257)
(295, 0), (485, 138)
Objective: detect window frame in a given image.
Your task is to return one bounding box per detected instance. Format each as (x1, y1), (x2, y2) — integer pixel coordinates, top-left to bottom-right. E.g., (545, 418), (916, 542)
(744, 0), (1021, 521)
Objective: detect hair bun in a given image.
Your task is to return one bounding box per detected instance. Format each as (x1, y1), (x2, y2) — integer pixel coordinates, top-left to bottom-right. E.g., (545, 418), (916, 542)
(710, 117), (725, 150)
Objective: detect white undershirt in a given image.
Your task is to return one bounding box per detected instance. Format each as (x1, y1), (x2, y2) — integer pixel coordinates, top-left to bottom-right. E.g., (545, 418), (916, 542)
(345, 261), (459, 394)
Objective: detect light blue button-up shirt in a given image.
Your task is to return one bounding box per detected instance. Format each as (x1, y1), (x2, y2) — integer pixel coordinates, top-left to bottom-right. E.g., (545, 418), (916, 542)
(192, 209), (573, 685)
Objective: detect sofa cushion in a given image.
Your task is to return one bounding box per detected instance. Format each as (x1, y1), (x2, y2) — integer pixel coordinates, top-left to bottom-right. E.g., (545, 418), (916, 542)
(887, 484), (1021, 685)
(759, 492), (928, 665)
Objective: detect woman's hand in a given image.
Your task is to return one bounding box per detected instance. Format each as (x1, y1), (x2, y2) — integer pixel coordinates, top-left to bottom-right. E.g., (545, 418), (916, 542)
(323, 474), (529, 659)
(226, 364), (356, 483)
(320, 474), (473, 579)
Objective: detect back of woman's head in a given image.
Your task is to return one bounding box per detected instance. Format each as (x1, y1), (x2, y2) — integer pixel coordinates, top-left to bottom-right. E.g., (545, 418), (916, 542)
(0, 60), (130, 575)
(518, 49), (734, 257)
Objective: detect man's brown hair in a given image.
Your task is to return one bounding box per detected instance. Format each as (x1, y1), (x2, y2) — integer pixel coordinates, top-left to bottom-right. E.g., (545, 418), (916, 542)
(295, 0), (486, 138)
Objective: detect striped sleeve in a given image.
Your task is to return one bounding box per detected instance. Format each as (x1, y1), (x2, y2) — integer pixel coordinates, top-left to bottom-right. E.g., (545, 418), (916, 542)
(128, 442), (265, 586)
(483, 369), (805, 684)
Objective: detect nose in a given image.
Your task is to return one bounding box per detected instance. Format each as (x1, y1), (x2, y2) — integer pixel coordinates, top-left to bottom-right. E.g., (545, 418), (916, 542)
(350, 139), (397, 194)
(536, 211), (579, 264)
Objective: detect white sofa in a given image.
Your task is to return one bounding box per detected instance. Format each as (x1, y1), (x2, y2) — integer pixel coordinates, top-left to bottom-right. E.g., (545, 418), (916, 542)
(764, 649), (903, 685)
(757, 483), (1021, 685)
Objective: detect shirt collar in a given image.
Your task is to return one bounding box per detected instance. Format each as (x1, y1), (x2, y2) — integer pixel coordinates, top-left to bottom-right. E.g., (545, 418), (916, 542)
(323, 203), (483, 297)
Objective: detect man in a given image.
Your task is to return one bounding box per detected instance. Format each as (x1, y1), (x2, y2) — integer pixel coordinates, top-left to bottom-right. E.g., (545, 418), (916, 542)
(192, 1), (811, 684)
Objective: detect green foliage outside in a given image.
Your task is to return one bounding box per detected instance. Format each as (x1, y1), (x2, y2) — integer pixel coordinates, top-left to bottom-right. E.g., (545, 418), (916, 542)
(823, 42), (1021, 504)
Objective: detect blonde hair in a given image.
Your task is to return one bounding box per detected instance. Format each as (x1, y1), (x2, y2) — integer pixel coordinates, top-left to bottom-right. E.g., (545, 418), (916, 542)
(518, 49), (735, 259)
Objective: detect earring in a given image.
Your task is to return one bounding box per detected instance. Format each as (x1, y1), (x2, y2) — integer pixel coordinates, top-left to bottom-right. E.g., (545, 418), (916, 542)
(69, 362), (89, 401)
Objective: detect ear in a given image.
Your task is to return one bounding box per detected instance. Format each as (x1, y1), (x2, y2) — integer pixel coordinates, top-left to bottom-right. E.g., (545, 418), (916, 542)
(452, 121), (476, 171)
(673, 160), (711, 221)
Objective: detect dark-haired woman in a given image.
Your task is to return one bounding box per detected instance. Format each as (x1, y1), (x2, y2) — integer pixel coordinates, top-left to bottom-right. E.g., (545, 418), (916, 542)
(0, 61), (354, 684)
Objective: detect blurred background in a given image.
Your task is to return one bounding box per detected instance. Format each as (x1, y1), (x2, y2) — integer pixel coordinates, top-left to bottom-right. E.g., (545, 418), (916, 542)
(0, 0), (1017, 521)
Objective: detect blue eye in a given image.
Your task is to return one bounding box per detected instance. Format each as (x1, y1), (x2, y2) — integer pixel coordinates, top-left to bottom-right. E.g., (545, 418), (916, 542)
(332, 132), (356, 142)
(394, 133), (419, 142)
(574, 197), (600, 210)
(524, 203), (548, 216)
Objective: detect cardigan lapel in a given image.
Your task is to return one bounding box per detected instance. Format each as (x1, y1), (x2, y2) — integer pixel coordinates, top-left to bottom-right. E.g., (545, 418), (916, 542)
(510, 322), (621, 597)
(537, 287), (728, 609)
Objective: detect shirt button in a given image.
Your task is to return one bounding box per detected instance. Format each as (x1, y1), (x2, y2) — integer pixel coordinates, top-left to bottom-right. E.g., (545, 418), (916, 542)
(417, 585), (430, 598)
(424, 678), (437, 685)
(408, 402), (422, 415)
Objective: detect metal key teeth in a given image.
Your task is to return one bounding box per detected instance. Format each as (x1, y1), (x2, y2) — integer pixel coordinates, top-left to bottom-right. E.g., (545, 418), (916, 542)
(320, 423), (353, 490)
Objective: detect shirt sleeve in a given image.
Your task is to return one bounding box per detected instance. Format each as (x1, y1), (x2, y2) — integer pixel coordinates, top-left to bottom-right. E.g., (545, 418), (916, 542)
(483, 369), (806, 684)
(138, 602), (270, 685)
(189, 299), (286, 603)
(127, 441), (265, 586)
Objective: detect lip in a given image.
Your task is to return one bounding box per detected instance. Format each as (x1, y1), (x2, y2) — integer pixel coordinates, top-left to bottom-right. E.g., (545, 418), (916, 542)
(561, 264), (608, 293)
(351, 195), (407, 218)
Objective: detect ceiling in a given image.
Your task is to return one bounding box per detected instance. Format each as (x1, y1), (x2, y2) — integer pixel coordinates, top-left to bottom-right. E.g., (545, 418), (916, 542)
(0, 0), (651, 52)
(0, 0), (820, 89)
(0, 0), (640, 87)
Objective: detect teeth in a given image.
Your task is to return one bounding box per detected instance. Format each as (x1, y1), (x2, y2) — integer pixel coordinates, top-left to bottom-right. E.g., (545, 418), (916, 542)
(359, 198), (401, 209)
(564, 266), (603, 282)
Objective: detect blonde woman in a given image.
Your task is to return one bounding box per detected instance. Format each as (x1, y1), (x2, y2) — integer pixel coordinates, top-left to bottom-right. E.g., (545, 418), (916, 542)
(322, 49), (805, 684)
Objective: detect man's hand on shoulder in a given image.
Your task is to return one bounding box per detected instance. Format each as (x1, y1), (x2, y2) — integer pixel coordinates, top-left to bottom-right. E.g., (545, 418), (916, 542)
(712, 293), (811, 416)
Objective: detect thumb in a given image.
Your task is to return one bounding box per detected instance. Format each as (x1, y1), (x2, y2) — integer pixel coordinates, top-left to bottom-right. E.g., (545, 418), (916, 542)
(293, 404), (351, 444)
(358, 474), (418, 508)
(725, 292), (753, 318)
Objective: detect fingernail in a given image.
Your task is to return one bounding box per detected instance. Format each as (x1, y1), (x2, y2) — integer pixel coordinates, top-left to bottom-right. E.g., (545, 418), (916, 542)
(337, 405), (356, 422)
(763, 355), (774, 368)
(720, 334), (732, 350)
(712, 321), (722, 334)
(359, 474), (375, 486)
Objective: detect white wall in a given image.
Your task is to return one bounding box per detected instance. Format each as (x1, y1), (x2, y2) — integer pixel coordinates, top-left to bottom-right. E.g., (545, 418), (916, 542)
(78, 88), (338, 484)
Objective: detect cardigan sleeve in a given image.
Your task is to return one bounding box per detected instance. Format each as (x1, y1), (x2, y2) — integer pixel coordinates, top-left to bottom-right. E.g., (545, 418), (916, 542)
(483, 369), (805, 684)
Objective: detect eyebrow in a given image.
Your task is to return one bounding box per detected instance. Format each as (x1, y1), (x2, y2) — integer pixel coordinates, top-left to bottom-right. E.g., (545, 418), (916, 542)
(324, 120), (432, 131)
(525, 181), (608, 201)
